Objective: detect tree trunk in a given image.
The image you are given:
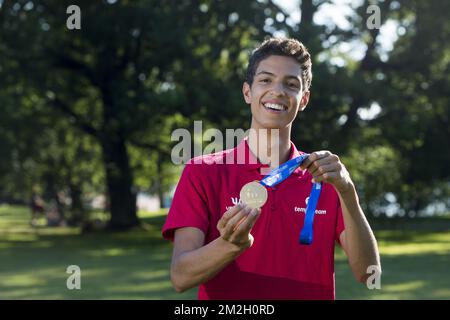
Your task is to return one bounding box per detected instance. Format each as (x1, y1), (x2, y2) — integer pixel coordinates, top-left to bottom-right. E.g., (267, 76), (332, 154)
(69, 182), (84, 225)
(53, 190), (65, 222)
(157, 153), (164, 208)
(298, 0), (318, 50)
(101, 135), (139, 230)
(43, 167), (65, 225)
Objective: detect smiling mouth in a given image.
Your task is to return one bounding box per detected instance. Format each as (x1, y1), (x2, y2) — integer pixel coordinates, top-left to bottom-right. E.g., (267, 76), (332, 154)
(262, 102), (288, 112)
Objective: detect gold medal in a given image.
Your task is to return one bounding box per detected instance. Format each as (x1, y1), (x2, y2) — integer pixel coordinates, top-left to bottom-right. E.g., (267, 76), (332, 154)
(240, 181), (268, 209)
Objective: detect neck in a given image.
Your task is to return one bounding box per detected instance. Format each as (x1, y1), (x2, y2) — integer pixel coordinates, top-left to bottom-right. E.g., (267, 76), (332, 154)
(247, 122), (292, 169)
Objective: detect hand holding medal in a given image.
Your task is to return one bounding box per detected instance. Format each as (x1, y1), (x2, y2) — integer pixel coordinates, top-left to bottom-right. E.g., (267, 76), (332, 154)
(239, 153), (322, 245)
(217, 203), (261, 250)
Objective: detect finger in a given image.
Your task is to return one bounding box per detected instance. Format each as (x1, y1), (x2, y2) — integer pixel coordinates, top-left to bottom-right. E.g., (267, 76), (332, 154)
(233, 216), (247, 232)
(312, 171), (339, 183)
(234, 208), (261, 234)
(311, 162), (341, 180)
(233, 207), (258, 232)
(308, 157), (335, 176)
(233, 207), (256, 231)
(299, 153), (316, 170)
(300, 151), (331, 170)
(222, 206), (252, 237)
(218, 204), (244, 229)
(226, 206), (251, 229)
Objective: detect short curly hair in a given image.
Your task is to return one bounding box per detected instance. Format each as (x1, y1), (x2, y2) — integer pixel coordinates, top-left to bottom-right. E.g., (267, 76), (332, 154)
(246, 37), (312, 90)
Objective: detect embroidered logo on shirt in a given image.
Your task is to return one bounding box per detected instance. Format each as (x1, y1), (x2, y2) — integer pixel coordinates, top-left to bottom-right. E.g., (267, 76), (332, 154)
(294, 197), (327, 215)
(226, 197), (243, 211)
(231, 197), (243, 206)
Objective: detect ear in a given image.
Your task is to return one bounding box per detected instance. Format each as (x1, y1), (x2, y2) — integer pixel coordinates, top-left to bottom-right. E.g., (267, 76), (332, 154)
(298, 90), (310, 111)
(242, 82), (252, 104)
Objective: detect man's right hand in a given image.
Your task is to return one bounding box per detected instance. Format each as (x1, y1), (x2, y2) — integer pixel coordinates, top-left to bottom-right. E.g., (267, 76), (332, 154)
(171, 205), (261, 292)
(217, 204), (261, 250)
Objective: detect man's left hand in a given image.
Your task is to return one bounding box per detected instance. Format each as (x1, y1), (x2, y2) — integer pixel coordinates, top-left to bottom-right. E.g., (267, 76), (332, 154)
(300, 151), (354, 194)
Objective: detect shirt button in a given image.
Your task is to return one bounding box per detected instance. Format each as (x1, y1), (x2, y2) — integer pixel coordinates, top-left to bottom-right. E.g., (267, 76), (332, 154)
(271, 204), (276, 210)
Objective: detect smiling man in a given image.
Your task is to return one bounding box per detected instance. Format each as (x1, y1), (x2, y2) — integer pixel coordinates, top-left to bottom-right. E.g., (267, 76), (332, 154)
(162, 37), (381, 300)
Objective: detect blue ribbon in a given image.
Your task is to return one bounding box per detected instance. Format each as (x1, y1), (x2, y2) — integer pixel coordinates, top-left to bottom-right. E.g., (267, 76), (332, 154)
(298, 182), (322, 244)
(259, 153), (322, 245)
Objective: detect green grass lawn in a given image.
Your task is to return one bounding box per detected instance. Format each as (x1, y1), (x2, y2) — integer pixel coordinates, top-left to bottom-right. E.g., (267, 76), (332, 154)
(1, 205), (449, 300)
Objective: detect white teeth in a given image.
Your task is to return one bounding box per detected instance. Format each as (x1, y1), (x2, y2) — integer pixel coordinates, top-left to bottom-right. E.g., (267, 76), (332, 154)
(264, 103), (286, 111)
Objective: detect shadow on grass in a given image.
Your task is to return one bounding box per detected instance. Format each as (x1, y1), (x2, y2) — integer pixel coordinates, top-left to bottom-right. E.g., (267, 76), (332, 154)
(1, 205), (450, 300)
(0, 229), (197, 299)
(0, 205), (197, 299)
(335, 251), (450, 300)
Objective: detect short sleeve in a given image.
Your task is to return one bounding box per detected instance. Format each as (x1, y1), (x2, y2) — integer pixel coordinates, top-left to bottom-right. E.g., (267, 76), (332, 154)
(335, 198), (346, 246)
(162, 163), (210, 241)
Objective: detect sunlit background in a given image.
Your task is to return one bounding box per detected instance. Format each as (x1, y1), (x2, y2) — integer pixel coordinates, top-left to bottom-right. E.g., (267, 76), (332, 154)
(0, 0), (449, 299)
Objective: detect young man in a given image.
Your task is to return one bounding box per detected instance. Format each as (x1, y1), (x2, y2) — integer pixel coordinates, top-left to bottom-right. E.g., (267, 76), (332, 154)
(162, 38), (381, 300)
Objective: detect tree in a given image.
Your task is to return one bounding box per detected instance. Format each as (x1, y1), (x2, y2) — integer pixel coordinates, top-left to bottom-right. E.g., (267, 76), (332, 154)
(270, 0), (449, 216)
(0, 0), (288, 229)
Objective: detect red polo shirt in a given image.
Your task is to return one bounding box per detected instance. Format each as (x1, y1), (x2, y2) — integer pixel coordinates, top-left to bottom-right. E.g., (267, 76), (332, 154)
(162, 138), (345, 300)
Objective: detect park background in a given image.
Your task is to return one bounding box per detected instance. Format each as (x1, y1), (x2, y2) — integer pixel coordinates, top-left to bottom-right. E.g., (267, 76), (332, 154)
(0, 0), (449, 299)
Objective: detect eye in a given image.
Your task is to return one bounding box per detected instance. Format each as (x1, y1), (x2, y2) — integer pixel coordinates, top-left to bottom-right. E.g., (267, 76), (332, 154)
(287, 82), (299, 89)
(260, 78), (271, 83)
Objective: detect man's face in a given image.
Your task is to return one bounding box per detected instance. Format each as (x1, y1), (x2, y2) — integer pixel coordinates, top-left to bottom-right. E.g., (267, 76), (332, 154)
(242, 55), (310, 130)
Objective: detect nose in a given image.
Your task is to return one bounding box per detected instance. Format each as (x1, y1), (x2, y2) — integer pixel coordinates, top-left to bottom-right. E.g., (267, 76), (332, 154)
(269, 81), (286, 96)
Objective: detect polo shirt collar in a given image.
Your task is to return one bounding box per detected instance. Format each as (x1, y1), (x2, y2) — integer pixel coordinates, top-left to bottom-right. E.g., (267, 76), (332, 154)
(232, 137), (306, 175)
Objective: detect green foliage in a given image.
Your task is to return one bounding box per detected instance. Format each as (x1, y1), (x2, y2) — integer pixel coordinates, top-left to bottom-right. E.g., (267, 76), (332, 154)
(343, 145), (402, 215)
(0, 0), (448, 220)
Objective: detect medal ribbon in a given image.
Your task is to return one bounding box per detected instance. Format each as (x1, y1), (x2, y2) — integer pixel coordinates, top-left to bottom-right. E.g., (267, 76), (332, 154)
(259, 154), (322, 245)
